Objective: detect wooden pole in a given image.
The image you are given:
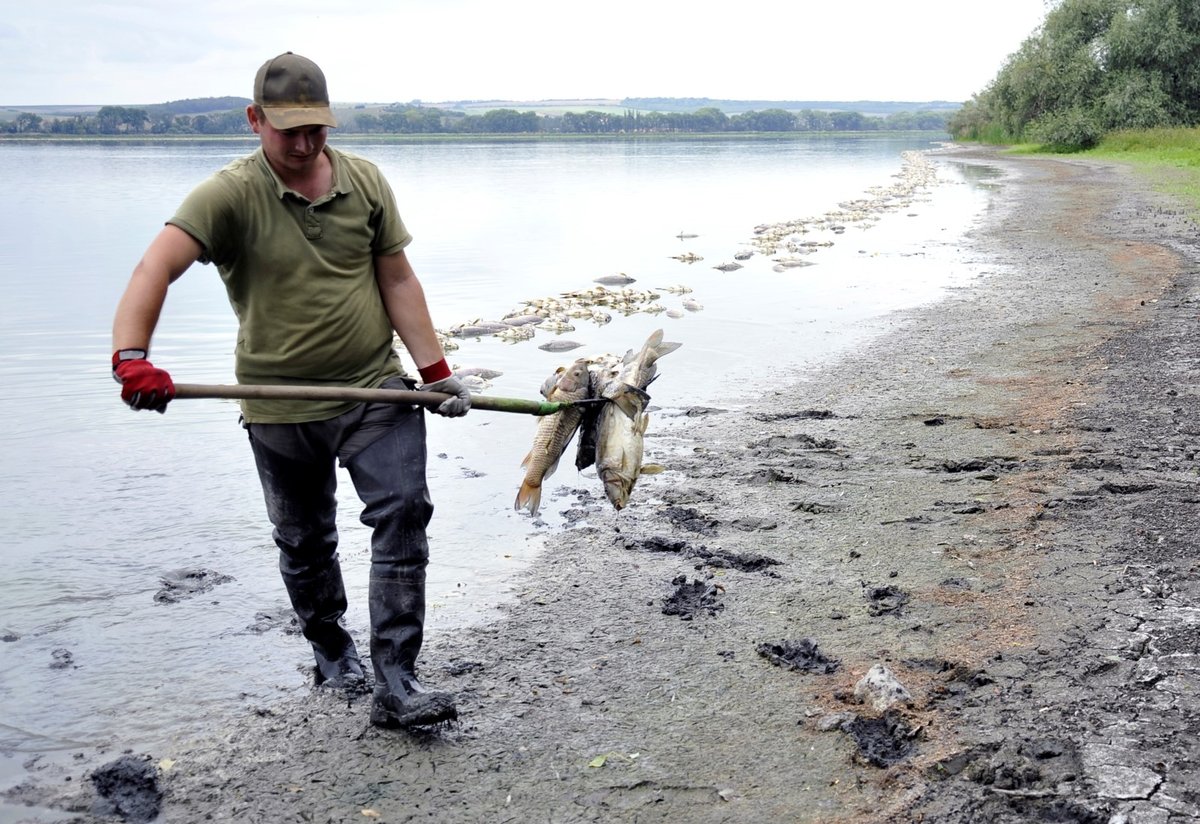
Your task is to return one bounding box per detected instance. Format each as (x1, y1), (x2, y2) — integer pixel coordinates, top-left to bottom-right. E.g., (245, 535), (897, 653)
(173, 383), (579, 416)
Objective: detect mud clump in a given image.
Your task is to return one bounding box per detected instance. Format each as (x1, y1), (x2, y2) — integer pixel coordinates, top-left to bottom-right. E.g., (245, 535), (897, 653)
(864, 584), (910, 616)
(622, 536), (692, 554)
(90, 754), (162, 823)
(690, 547), (782, 575)
(662, 506), (720, 535)
(844, 711), (920, 768)
(757, 638), (840, 674)
(662, 576), (724, 620)
(154, 568), (235, 604)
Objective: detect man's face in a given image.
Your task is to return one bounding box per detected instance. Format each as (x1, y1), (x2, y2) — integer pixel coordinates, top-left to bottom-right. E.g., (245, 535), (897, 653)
(248, 106), (328, 176)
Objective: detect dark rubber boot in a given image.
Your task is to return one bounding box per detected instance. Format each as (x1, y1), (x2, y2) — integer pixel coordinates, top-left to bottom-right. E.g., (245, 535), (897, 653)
(346, 422), (457, 728)
(250, 428), (365, 693)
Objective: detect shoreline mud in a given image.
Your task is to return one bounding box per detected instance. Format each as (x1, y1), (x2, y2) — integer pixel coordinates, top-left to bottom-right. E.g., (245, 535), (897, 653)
(7, 146), (1200, 822)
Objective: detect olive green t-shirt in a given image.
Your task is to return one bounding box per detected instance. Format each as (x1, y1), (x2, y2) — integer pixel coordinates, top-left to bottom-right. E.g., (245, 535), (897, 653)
(168, 147), (412, 423)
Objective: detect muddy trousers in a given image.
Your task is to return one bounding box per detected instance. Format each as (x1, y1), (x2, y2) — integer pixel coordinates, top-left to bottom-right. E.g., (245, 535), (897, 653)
(246, 396), (434, 697)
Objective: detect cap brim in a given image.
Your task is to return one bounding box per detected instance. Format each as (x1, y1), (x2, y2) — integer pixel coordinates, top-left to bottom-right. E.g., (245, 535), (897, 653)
(262, 106), (338, 129)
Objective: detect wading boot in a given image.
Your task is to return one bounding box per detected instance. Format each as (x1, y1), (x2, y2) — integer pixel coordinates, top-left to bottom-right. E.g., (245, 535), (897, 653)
(249, 426), (368, 694)
(283, 559), (367, 693)
(365, 573), (458, 729)
(346, 421), (457, 728)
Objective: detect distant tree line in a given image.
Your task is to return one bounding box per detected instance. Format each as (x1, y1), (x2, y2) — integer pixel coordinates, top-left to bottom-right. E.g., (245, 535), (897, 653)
(4, 102), (951, 137)
(950, 0), (1200, 149)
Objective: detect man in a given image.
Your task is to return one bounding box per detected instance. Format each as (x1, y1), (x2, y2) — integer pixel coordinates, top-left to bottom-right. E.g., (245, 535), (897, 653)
(111, 52), (471, 729)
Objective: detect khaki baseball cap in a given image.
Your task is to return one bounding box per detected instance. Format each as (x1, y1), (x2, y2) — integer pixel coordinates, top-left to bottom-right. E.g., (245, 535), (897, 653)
(253, 52), (338, 129)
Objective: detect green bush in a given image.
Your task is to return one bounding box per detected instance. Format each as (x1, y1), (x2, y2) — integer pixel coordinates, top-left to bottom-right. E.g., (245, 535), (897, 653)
(1026, 107), (1105, 151)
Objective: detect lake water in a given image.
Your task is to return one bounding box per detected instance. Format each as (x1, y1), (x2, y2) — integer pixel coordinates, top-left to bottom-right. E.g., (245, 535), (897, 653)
(0, 135), (1000, 804)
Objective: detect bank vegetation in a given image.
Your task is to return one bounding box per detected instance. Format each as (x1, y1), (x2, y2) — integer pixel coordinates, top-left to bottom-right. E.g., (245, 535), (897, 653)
(1, 102), (951, 138)
(950, 0), (1200, 150)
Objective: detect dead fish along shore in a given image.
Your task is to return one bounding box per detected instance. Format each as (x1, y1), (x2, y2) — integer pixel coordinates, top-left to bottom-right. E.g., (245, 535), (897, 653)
(514, 329), (681, 516)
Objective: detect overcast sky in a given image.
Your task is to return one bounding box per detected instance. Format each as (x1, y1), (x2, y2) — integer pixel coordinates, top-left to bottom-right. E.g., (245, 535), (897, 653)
(1, 1), (1052, 106)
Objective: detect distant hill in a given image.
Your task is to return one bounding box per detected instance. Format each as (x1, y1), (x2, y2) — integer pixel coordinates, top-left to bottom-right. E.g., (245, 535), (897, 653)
(2, 96), (960, 119)
(416, 97), (962, 116)
(0, 97), (252, 119)
(145, 97), (252, 116)
(621, 97), (962, 115)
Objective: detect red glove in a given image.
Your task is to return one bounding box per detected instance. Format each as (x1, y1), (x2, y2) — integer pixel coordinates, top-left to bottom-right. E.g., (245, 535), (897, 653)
(112, 350), (175, 413)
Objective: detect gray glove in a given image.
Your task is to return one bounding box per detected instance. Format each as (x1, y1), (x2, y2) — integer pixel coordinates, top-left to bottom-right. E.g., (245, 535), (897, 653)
(420, 375), (472, 417)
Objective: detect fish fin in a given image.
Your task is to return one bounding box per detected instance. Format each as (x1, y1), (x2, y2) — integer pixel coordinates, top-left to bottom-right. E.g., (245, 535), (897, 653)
(640, 463), (666, 475)
(610, 384), (651, 421)
(655, 341), (683, 358)
(514, 481), (542, 515)
(519, 450), (532, 470)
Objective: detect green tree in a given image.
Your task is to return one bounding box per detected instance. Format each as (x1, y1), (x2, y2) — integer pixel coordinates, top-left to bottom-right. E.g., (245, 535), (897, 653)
(954, 0), (1200, 148)
(14, 112), (43, 133)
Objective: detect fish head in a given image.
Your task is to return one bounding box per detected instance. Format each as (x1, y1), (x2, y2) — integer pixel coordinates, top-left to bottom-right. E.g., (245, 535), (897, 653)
(600, 469), (635, 510)
(555, 358), (592, 394)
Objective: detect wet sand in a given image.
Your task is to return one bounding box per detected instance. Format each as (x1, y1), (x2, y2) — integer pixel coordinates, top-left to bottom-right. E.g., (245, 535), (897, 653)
(7, 146), (1200, 822)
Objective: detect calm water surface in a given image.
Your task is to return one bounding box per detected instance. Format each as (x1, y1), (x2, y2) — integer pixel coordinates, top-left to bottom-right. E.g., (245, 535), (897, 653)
(0, 136), (999, 794)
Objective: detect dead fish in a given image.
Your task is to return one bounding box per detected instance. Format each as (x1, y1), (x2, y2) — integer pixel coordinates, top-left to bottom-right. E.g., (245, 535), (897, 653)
(497, 326), (536, 343)
(594, 272), (636, 286)
(453, 366), (504, 380)
(589, 329), (681, 510)
(677, 231), (699, 239)
(538, 319), (576, 334)
(459, 375), (488, 393)
(516, 359), (592, 516)
(671, 252), (703, 263)
(538, 340), (585, 353)
(733, 250), (754, 260)
(713, 262), (743, 272)
(446, 320), (513, 338)
(501, 314), (545, 327)
(682, 298), (704, 312)
(773, 257), (816, 268)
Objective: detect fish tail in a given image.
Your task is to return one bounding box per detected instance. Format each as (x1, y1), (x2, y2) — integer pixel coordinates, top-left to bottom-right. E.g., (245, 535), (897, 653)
(514, 480), (542, 515)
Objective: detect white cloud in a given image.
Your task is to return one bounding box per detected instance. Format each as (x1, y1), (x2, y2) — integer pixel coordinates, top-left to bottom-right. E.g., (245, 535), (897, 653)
(0, 0), (1050, 105)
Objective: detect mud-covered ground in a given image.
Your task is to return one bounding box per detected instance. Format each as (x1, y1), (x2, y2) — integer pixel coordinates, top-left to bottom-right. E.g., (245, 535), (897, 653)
(8, 147), (1200, 823)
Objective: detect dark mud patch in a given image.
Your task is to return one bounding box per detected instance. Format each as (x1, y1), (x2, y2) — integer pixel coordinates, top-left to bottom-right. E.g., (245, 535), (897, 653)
(49, 648), (74, 669)
(729, 515), (779, 531)
(662, 506), (721, 535)
(662, 576), (725, 620)
(1099, 481), (1158, 495)
(752, 409), (843, 422)
(1069, 456), (1123, 471)
(154, 568), (235, 604)
(756, 638), (840, 674)
(864, 584), (910, 616)
(843, 711), (920, 768)
(792, 500), (843, 514)
(621, 535), (694, 554)
(937, 456), (1021, 474)
(621, 537), (782, 576)
(749, 432), (840, 451)
(90, 754), (162, 823)
(689, 547), (782, 576)
(244, 609), (303, 636)
(746, 467), (811, 485)
(678, 406), (728, 417)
